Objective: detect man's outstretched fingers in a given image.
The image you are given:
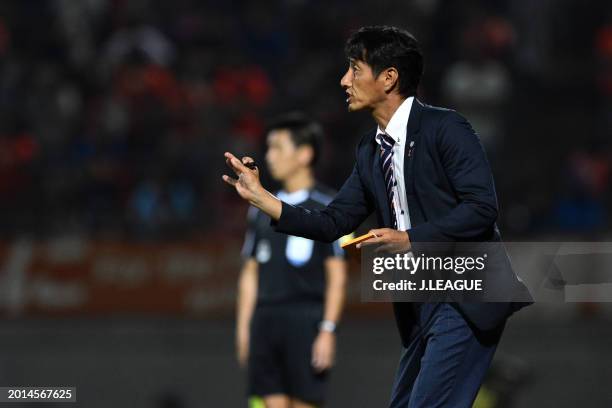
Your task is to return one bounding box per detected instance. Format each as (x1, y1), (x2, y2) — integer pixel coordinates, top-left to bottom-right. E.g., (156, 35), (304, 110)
(224, 152), (248, 174)
(224, 153), (242, 176)
(231, 156), (246, 172)
(222, 174), (237, 186)
(241, 156), (259, 174)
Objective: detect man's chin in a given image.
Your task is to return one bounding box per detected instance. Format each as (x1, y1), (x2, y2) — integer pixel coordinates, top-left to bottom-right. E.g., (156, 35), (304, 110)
(347, 102), (362, 112)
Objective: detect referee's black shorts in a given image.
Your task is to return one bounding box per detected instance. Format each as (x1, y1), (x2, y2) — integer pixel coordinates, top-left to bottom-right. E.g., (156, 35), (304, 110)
(248, 303), (328, 404)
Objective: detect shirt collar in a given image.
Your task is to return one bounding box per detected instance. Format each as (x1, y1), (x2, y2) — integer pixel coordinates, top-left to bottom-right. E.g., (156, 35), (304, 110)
(277, 189), (309, 205)
(375, 96), (414, 145)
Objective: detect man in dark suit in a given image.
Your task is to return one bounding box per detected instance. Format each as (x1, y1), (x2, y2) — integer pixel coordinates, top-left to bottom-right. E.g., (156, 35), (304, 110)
(223, 25), (531, 408)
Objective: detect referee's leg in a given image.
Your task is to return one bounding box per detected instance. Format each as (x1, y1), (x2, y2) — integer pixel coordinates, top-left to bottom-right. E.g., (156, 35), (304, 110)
(248, 309), (292, 408)
(260, 394), (290, 408)
(290, 398), (319, 408)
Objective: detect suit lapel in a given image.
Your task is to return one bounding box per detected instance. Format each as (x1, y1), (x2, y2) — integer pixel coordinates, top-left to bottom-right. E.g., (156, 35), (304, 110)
(404, 98), (424, 226)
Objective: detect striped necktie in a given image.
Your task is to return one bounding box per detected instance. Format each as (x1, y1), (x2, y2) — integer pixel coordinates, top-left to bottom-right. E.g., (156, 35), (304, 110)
(379, 133), (398, 229)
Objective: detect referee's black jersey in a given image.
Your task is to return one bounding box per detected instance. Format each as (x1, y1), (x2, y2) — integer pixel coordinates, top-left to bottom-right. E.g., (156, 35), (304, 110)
(241, 184), (345, 306)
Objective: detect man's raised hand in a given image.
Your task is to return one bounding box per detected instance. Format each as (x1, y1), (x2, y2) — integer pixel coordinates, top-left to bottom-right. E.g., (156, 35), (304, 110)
(222, 152), (283, 220)
(222, 152), (263, 203)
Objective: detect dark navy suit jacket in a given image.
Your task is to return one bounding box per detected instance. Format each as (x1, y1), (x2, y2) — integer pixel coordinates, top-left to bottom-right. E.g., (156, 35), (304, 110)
(273, 99), (531, 344)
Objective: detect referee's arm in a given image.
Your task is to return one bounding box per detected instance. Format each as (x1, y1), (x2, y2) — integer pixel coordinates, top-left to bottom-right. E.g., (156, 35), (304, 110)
(312, 256), (347, 372)
(236, 258), (258, 368)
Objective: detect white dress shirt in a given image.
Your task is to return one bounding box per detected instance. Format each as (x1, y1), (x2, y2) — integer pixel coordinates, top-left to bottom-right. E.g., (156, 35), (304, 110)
(374, 96), (414, 231)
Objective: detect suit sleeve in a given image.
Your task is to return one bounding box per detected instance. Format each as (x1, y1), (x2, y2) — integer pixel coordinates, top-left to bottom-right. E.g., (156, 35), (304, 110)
(408, 112), (499, 242)
(273, 163), (374, 243)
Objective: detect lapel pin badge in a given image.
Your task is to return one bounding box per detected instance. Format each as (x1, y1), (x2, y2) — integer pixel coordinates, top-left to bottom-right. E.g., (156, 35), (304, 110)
(408, 141), (415, 157)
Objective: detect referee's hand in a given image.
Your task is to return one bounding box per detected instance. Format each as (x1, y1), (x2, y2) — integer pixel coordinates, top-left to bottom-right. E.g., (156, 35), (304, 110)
(312, 331), (335, 372)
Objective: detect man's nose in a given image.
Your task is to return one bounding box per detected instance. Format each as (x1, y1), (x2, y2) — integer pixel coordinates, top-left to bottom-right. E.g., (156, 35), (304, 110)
(340, 70), (351, 89)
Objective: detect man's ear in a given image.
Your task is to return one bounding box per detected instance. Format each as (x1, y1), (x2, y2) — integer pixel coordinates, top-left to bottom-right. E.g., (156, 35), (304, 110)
(382, 67), (399, 93)
(296, 145), (315, 167)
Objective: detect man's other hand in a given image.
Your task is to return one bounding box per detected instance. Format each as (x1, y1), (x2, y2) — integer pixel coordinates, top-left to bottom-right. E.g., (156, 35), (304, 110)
(356, 228), (411, 253)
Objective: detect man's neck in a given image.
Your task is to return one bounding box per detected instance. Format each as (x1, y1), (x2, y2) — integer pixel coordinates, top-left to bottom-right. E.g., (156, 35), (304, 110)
(283, 168), (314, 193)
(372, 94), (407, 131)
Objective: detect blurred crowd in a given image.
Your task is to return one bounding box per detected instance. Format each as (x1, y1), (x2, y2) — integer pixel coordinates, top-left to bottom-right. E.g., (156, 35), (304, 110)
(0, 0), (610, 241)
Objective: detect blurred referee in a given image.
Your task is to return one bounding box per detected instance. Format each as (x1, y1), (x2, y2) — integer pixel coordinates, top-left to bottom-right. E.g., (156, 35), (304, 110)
(236, 113), (348, 408)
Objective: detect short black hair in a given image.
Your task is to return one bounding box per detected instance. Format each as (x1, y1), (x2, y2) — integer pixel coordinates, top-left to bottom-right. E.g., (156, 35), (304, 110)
(266, 112), (323, 166)
(345, 25), (423, 97)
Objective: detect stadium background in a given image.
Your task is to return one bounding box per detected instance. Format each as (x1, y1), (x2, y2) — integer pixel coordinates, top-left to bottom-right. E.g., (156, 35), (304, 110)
(0, 0), (611, 406)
